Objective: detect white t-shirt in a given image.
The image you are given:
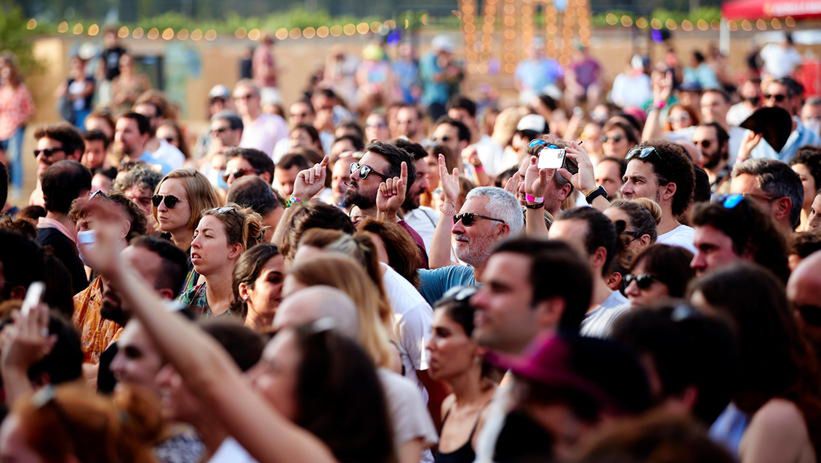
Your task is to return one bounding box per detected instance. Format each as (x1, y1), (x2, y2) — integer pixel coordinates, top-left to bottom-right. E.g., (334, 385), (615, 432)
(403, 207), (440, 252)
(475, 135), (515, 177)
(379, 368), (438, 462)
(209, 437), (257, 463)
(240, 113), (288, 158)
(152, 139), (186, 170)
(760, 44), (802, 79)
(580, 291), (629, 338)
(610, 72), (652, 109)
(657, 223), (696, 253)
(381, 263), (434, 394)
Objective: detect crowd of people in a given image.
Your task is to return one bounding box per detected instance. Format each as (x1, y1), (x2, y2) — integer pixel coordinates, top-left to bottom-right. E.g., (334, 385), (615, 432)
(0, 24), (819, 463)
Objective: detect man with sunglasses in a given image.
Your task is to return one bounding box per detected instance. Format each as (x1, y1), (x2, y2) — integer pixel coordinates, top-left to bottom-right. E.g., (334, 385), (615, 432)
(207, 111), (243, 156)
(621, 141), (697, 253)
(30, 124), (85, 206)
(223, 147), (274, 187)
(730, 158), (804, 236)
(692, 122), (731, 193)
(745, 77), (820, 163)
(419, 184), (523, 305)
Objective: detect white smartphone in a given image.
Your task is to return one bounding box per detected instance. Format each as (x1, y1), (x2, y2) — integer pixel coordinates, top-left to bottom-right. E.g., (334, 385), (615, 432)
(21, 282), (45, 316)
(538, 148), (566, 170)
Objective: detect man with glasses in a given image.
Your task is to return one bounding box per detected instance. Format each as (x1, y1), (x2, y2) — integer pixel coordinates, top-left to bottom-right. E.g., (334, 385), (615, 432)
(223, 147), (274, 187)
(430, 117), (470, 163)
(208, 111), (243, 156)
(692, 122), (731, 193)
(233, 79), (287, 158)
(746, 77), (821, 162)
(730, 158), (804, 236)
(418, 185), (523, 305)
(690, 194), (790, 282)
(621, 141), (696, 252)
(29, 123), (85, 206)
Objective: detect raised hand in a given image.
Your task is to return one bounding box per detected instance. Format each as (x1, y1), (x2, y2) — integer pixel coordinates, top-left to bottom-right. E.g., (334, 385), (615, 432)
(376, 161), (407, 221)
(737, 131), (762, 163)
(523, 156), (551, 199)
(1, 303), (55, 373)
(560, 141), (597, 193)
(438, 154), (461, 208)
(653, 70), (674, 105)
(292, 156), (329, 201)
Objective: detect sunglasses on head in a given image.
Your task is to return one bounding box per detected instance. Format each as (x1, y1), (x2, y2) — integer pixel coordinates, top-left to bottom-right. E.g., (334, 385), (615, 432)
(601, 135), (623, 143)
(453, 212), (505, 227)
(623, 273), (657, 290)
(440, 285), (478, 304)
(349, 162), (389, 181)
(626, 146), (661, 161)
(764, 93), (787, 103)
(33, 147), (65, 159)
(152, 194), (181, 209)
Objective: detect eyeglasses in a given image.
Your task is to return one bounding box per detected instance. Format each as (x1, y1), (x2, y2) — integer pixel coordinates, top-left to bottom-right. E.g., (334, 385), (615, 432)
(33, 147), (65, 158)
(432, 135), (452, 143)
(623, 273), (657, 290)
(152, 194), (181, 209)
(349, 162), (389, 181)
(222, 169), (257, 183)
(626, 146), (661, 161)
(366, 122), (387, 129)
(601, 135), (623, 143)
(692, 139), (713, 149)
(764, 93), (788, 103)
(453, 212), (506, 227)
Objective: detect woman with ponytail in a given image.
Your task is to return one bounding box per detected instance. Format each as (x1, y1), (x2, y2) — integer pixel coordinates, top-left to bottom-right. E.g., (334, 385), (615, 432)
(180, 204), (264, 317)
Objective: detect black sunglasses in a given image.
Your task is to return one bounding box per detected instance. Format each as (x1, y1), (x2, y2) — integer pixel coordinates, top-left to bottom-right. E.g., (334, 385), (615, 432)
(626, 146), (661, 161)
(601, 135), (623, 143)
(33, 147), (65, 158)
(349, 162), (389, 181)
(693, 139), (712, 150)
(152, 194), (181, 209)
(764, 93), (787, 103)
(453, 212), (506, 227)
(222, 169), (257, 183)
(623, 273), (657, 290)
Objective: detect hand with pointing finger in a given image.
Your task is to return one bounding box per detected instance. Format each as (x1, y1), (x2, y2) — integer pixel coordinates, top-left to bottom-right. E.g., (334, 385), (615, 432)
(377, 162), (407, 221)
(291, 156), (329, 202)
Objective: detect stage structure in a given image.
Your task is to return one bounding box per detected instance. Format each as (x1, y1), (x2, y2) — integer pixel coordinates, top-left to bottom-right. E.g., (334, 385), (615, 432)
(458, 0), (592, 75)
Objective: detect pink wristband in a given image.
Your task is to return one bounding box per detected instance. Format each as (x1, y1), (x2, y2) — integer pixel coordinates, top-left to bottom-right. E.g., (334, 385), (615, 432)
(525, 194), (544, 204)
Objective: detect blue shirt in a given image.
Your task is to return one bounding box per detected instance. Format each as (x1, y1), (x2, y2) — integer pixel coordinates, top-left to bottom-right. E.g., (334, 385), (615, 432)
(418, 265), (476, 306)
(515, 58), (564, 94)
(420, 53), (458, 107)
(750, 119), (821, 163)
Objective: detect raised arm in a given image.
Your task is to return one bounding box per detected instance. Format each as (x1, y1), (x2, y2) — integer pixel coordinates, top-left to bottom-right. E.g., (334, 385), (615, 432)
(429, 154), (461, 268)
(80, 224), (336, 463)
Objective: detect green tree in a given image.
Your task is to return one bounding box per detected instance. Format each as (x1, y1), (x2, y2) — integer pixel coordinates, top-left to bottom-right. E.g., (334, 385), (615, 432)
(0, 1), (42, 76)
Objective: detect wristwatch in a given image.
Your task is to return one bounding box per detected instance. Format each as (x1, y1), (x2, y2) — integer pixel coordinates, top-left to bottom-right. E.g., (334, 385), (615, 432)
(584, 185), (608, 204)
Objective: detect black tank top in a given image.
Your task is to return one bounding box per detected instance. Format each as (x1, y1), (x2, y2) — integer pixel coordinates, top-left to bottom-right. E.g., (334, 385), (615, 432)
(433, 408), (481, 463)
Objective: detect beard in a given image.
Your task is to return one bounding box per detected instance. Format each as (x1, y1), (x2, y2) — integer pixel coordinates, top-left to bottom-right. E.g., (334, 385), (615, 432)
(702, 149), (725, 170)
(344, 187), (376, 210)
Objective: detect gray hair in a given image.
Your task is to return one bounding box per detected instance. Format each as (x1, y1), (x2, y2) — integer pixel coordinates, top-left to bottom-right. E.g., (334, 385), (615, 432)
(465, 186), (524, 236)
(113, 164), (163, 193)
(733, 159), (804, 229)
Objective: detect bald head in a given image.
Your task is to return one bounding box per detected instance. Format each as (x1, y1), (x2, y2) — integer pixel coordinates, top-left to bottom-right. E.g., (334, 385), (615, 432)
(273, 286), (359, 339)
(788, 252), (821, 306)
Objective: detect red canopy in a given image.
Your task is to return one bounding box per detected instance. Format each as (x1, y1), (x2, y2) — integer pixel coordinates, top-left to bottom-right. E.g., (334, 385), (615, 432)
(722, 0), (821, 19)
